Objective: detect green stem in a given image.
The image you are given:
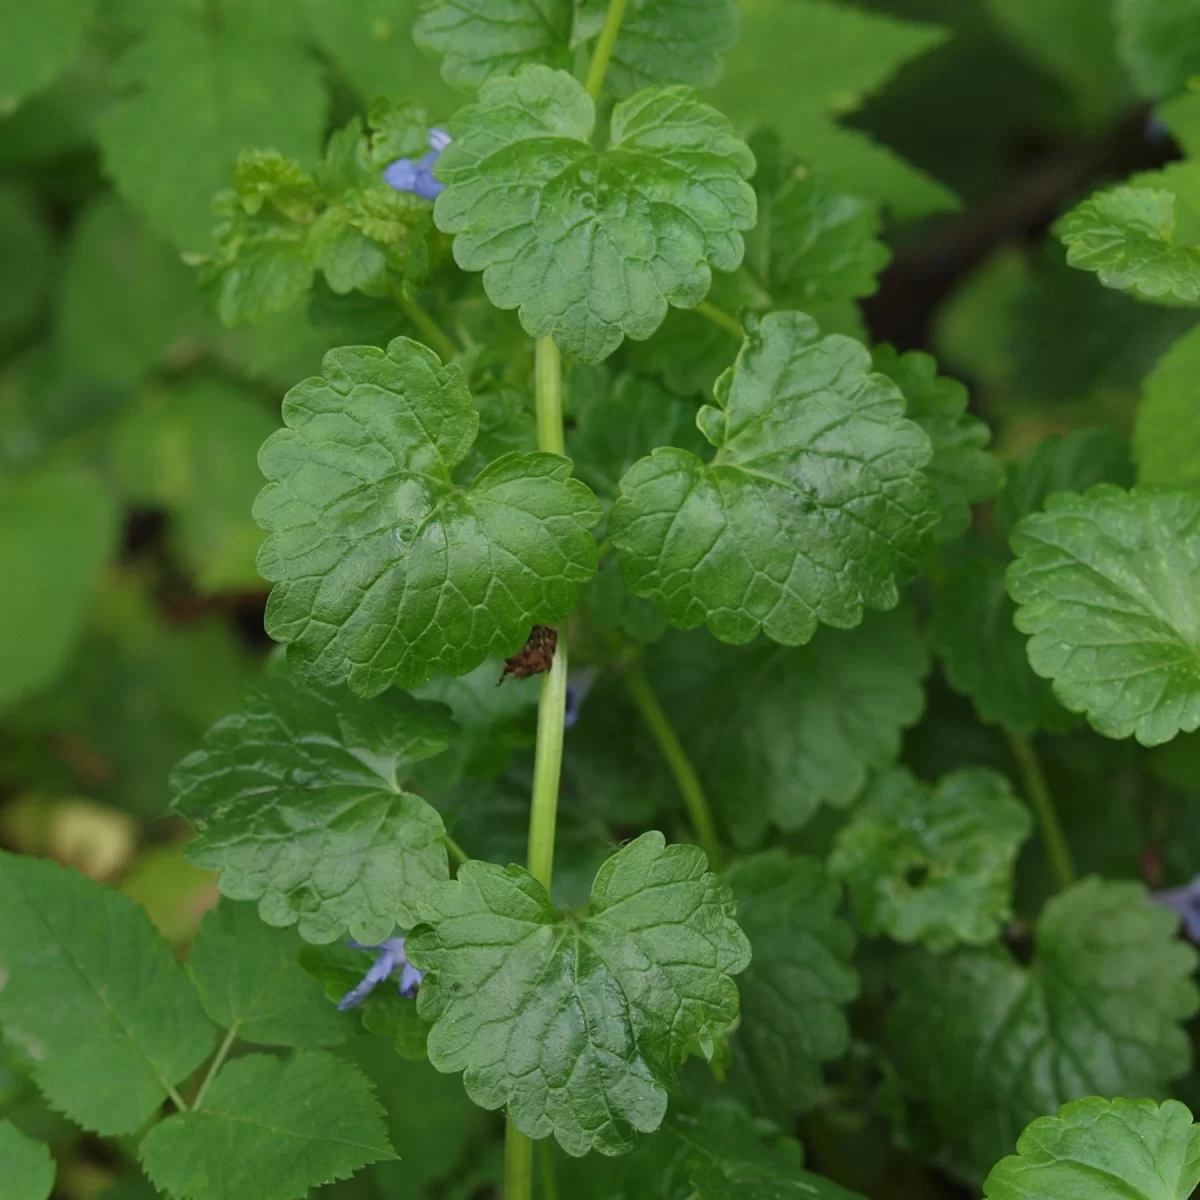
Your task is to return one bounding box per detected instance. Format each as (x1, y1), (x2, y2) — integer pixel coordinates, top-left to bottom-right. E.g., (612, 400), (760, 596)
(393, 286), (459, 363)
(504, 1124), (535, 1200)
(538, 1137), (559, 1200)
(1006, 731), (1075, 891)
(443, 833), (468, 866)
(624, 661), (723, 870)
(505, 334), (570, 1197)
(695, 300), (745, 341)
(192, 1025), (238, 1110)
(584, 0), (629, 101)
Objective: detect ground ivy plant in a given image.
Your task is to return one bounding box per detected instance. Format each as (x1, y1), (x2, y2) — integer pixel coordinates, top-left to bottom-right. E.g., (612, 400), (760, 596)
(8, 0), (1200, 1198)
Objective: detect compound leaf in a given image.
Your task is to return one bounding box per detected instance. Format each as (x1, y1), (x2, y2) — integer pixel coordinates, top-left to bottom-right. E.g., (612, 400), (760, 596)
(407, 831), (751, 1156)
(170, 675), (455, 944)
(889, 878), (1199, 1173)
(1007, 486), (1200, 746)
(871, 345), (1003, 541)
(1134, 324), (1200, 490)
(187, 900), (350, 1047)
(610, 311), (938, 647)
(983, 1097), (1200, 1200)
(139, 1052), (395, 1200)
(434, 65), (756, 362)
(97, 2), (326, 249)
(255, 336), (601, 693)
(0, 851), (215, 1135)
(1058, 187), (1200, 305)
(0, 1121), (55, 1200)
(829, 767), (1032, 952)
(725, 853), (858, 1121)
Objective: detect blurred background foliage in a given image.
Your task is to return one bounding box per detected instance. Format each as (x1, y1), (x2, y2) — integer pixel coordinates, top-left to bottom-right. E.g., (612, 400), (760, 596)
(1, 0), (1197, 1197)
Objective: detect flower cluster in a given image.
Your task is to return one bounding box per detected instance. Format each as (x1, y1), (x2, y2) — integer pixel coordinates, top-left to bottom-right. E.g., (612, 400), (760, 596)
(382, 128), (451, 202)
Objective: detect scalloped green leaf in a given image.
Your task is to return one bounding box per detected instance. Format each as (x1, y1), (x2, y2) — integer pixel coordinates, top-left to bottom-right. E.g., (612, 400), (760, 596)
(610, 311), (938, 647)
(871, 345), (1002, 541)
(0, 1121), (55, 1200)
(889, 878), (1200, 1173)
(255, 336), (601, 693)
(830, 767), (1032, 952)
(433, 65), (756, 362)
(1007, 486), (1200, 746)
(984, 1097), (1200, 1200)
(139, 1052), (395, 1200)
(0, 851), (216, 1135)
(170, 675), (455, 944)
(664, 605), (929, 846)
(407, 831), (751, 1156)
(1135, 324), (1200, 490)
(725, 852), (858, 1121)
(1058, 187), (1200, 305)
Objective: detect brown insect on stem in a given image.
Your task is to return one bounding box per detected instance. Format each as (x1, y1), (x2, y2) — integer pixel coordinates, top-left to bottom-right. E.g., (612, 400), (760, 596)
(498, 625), (558, 685)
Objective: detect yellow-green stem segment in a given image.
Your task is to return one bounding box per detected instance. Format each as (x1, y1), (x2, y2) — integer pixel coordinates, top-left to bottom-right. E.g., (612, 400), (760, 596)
(584, 0), (628, 101)
(624, 661), (723, 870)
(1006, 731), (1076, 892)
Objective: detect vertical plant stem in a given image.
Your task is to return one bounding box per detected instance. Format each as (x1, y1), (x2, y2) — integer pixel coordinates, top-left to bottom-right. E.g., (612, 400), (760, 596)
(505, 334), (570, 1198)
(584, 0), (629, 101)
(624, 661), (723, 870)
(392, 286), (460, 363)
(538, 1137), (559, 1200)
(1006, 730), (1076, 891)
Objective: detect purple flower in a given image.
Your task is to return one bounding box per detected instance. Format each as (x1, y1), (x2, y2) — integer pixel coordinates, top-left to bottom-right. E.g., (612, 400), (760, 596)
(382, 128), (451, 201)
(564, 668), (598, 729)
(337, 937), (424, 1011)
(1152, 878), (1200, 941)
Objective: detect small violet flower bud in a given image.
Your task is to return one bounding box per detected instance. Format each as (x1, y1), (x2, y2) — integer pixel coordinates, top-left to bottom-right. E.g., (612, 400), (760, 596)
(564, 667), (598, 730)
(1151, 877), (1200, 942)
(337, 936), (424, 1011)
(382, 128), (451, 202)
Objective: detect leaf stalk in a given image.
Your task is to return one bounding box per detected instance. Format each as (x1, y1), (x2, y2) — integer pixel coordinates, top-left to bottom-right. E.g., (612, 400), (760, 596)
(1006, 730), (1076, 891)
(584, 0), (629, 102)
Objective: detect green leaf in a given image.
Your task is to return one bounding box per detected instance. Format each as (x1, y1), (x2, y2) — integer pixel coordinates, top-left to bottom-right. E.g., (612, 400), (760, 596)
(0, 0), (94, 111)
(709, 0), (957, 218)
(139, 1052), (395, 1200)
(993, 427), (1135, 535)
(665, 606), (928, 846)
(170, 675), (454, 944)
(1135, 324), (1200, 489)
(302, 0), (459, 112)
(1116, 0), (1200, 99)
(829, 767), (1032, 952)
(407, 831), (751, 1155)
(1007, 486), (1200, 746)
(433, 65), (756, 362)
(187, 900), (350, 1047)
(0, 1120), (55, 1200)
(743, 130), (890, 309)
(930, 541), (1075, 735)
(889, 878), (1200, 1173)
(97, 2), (326, 249)
(255, 337), (601, 693)
(57, 196), (213, 386)
(0, 851), (215, 1135)
(871, 345), (1002, 541)
(113, 379), (279, 592)
(725, 852), (858, 1121)
(0, 464), (119, 707)
(413, 0), (574, 91)
(571, 0), (740, 94)
(0, 186), (54, 348)
(1058, 187), (1200, 305)
(610, 311), (938, 647)
(983, 1097), (1200, 1200)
